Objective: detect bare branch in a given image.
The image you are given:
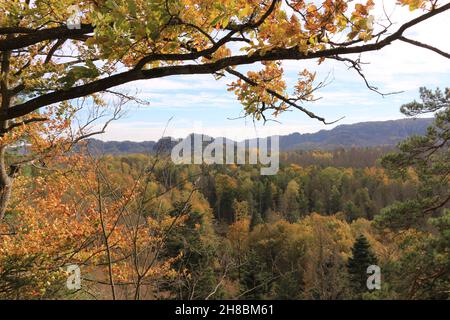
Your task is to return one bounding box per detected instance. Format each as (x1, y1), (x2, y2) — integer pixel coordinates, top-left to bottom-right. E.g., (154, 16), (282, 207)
(331, 56), (403, 97)
(399, 36), (450, 59)
(225, 67), (343, 124)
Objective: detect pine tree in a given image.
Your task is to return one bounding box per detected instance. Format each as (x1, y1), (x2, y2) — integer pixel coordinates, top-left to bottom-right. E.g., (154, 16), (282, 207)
(379, 87), (449, 230)
(347, 235), (377, 297)
(378, 87), (450, 298)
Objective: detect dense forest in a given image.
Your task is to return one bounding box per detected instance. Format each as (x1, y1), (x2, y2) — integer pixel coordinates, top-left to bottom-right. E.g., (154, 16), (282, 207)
(0, 148), (410, 299)
(1, 88), (448, 300)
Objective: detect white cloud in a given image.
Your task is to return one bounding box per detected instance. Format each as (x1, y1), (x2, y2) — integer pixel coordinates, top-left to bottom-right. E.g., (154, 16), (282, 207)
(119, 75), (230, 93)
(97, 1), (449, 141)
(283, 1), (450, 94)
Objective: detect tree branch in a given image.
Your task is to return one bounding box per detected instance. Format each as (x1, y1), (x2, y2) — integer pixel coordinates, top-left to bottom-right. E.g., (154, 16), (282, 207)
(0, 24), (94, 51)
(1, 3), (449, 122)
(0, 116), (48, 134)
(226, 67), (342, 124)
(399, 36), (450, 59)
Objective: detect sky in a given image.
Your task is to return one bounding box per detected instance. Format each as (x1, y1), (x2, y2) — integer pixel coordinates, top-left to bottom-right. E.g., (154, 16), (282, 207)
(94, 1), (450, 142)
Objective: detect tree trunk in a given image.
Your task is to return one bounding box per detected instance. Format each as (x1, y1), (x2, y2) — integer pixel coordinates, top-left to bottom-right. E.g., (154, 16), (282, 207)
(0, 148), (12, 220)
(0, 47), (12, 220)
(0, 183), (12, 220)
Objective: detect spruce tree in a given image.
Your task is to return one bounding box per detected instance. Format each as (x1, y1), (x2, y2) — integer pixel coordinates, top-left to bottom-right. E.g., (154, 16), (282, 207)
(347, 235), (377, 297)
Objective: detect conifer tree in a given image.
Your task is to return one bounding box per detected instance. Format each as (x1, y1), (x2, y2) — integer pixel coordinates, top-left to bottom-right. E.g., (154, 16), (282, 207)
(347, 235), (377, 297)
(379, 87), (449, 230)
(378, 87), (450, 299)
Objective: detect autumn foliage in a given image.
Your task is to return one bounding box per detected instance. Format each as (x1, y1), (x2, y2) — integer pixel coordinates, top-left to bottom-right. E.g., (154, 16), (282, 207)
(0, 0), (449, 300)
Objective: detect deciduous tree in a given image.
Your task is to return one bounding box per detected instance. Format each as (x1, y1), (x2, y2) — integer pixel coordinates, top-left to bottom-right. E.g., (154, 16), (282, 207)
(1, 0), (450, 218)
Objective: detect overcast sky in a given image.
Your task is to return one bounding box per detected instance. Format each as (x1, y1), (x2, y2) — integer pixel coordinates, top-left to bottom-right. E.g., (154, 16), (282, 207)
(94, 1), (450, 142)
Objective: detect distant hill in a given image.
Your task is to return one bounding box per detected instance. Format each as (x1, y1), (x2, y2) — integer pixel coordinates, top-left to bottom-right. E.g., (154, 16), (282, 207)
(277, 118), (433, 150)
(85, 118), (433, 154)
(84, 139), (157, 154)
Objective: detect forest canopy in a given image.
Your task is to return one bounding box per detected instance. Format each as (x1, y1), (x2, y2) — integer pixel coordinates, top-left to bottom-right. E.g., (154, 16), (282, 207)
(0, 0), (449, 301)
